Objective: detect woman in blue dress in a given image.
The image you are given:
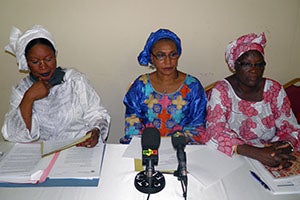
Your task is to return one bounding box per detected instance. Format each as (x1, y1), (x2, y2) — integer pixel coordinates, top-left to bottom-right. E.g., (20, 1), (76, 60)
(120, 29), (207, 144)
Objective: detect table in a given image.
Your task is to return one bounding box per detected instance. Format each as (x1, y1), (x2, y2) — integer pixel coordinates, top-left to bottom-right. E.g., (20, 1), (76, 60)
(0, 143), (299, 200)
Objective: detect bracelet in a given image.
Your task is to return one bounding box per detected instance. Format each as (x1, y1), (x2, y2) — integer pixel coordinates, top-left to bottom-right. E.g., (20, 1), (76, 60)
(285, 141), (294, 152)
(234, 145), (239, 155)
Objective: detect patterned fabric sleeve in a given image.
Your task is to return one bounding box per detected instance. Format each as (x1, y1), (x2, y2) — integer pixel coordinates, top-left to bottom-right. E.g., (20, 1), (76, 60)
(121, 75), (145, 144)
(268, 81), (300, 150)
(180, 77), (207, 144)
(206, 81), (245, 156)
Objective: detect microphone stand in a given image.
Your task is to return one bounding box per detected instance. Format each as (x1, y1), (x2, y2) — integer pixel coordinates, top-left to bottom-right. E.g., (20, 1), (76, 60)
(174, 165), (187, 200)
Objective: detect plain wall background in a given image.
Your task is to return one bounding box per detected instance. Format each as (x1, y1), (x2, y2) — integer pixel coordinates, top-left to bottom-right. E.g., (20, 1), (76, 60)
(0, 0), (300, 143)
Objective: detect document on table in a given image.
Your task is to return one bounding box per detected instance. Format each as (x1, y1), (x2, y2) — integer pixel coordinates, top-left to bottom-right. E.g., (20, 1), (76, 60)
(41, 132), (92, 157)
(187, 142), (245, 188)
(123, 136), (178, 172)
(247, 156), (300, 194)
(0, 143), (55, 184)
(48, 142), (105, 180)
(123, 137), (245, 188)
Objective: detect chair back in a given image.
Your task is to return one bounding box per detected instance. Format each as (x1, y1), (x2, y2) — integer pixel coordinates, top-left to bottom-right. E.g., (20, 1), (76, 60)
(283, 78), (300, 123)
(204, 82), (217, 99)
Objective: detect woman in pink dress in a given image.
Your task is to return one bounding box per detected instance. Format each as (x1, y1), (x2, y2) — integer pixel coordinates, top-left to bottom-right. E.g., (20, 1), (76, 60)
(206, 32), (300, 169)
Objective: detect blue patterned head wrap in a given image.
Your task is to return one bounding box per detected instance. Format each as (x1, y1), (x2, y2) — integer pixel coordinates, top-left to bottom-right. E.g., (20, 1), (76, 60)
(137, 29), (182, 66)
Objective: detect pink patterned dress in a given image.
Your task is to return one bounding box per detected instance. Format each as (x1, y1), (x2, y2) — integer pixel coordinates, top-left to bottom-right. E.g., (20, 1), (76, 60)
(206, 78), (300, 156)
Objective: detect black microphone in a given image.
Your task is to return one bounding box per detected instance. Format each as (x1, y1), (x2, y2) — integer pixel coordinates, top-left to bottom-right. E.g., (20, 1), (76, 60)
(142, 127), (160, 178)
(172, 131), (188, 198)
(134, 127), (165, 194)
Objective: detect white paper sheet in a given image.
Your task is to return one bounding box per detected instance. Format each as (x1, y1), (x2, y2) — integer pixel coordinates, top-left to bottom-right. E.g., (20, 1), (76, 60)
(48, 142), (105, 179)
(123, 137), (245, 188)
(0, 143), (53, 183)
(187, 142), (245, 188)
(41, 132), (91, 157)
(122, 136), (178, 171)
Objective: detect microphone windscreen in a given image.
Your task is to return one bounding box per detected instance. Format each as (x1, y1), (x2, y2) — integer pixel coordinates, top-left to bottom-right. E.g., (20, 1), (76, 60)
(171, 132), (186, 149)
(141, 127), (161, 149)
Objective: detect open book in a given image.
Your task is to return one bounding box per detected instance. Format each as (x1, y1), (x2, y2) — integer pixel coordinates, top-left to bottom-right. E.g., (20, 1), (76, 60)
(246, 151), (300, 194)
(0, 135), (104, 186)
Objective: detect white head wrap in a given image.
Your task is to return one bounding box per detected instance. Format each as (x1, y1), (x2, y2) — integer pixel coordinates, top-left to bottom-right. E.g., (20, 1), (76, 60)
(4, 25), (56, 71)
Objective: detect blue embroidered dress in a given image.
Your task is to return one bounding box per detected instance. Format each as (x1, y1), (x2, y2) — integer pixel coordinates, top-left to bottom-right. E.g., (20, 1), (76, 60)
(120, 73), (207, 144)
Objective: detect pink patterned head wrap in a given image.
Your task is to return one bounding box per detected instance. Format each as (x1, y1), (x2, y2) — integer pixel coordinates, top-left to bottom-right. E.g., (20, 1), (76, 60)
(225, 32), (266, 71)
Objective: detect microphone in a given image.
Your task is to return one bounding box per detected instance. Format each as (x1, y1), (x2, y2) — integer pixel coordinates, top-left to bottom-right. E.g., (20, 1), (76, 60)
(134, 127), (165, 194)
(172, 131), (188, 198)
(142, 127), (160, 178)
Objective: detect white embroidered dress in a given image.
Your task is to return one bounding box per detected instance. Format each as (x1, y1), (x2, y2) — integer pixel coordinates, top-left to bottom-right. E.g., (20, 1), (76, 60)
(2, 68), (110, 142)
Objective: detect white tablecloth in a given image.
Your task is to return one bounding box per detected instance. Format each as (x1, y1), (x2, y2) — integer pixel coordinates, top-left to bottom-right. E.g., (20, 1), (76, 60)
(0, 143), (299, 200)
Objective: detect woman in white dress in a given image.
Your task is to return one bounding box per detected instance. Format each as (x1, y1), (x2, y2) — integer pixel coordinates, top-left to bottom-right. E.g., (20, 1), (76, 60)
(2, 25), (110, 148)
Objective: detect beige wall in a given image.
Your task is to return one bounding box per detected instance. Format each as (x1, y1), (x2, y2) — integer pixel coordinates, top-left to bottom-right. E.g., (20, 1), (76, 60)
(0, 0), (299, 143)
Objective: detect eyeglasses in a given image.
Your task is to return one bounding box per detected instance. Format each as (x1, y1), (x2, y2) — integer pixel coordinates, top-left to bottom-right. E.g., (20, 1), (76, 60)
(151, 52), (179, 61)
(237, 61), (266, 68)
(28, 57), (55, 66)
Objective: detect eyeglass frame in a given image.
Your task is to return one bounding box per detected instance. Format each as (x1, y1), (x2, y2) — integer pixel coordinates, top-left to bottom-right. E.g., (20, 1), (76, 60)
(236, 61), (266, 69)
(27, 56), (56, 66)
(150, 51), (180, 61)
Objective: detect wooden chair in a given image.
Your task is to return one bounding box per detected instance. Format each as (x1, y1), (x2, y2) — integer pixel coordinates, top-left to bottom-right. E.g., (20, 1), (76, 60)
(283, 78), (300, 123)
(204, 82), (217, 98)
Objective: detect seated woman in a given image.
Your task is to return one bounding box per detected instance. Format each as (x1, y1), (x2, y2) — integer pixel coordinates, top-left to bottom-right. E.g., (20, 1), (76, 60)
(120, 29), (207, 144)
(2, 25), (110, 147)
(206, 32), (300, 168)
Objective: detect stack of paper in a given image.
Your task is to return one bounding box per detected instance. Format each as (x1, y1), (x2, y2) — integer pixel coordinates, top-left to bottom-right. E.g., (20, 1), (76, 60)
(0, 137), (105, 187)
(0, 143), (56, 184)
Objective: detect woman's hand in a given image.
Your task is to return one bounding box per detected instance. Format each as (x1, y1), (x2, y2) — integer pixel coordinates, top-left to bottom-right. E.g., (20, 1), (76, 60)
(262, 141), (296, 169)
(267, 141), (293, 154)
(76, 128), (100, 148)
(237, 142), (296, 169)
(20, 80), (52, 130)
(25, 80), (52, 101)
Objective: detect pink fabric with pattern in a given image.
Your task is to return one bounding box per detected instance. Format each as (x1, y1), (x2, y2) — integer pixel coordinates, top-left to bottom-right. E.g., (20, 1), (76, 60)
(206, 79), (300, 156)
(225, 32), (267, 71)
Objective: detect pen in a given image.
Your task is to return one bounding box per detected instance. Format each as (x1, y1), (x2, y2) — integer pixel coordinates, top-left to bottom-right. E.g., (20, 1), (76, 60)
(277, 183), (294, 187)
(250, 170), (271, 191)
